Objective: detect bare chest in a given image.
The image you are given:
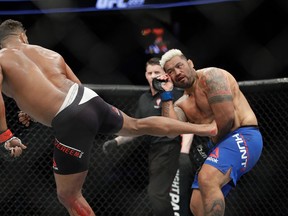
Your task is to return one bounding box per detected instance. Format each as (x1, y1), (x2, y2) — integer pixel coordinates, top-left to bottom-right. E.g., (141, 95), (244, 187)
(178, 90), (213, 124)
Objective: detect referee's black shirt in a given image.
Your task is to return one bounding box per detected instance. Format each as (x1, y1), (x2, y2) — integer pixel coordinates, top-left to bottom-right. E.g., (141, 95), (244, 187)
(134, 88), (184, 145)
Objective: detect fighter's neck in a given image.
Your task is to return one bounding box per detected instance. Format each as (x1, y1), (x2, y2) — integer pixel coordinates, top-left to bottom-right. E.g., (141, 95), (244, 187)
(185, 72), (200, 95)
(2, 37), (24, 49)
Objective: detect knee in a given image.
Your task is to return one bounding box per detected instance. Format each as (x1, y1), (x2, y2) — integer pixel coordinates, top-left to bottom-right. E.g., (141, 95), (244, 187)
(56, 188), (77, 208)
(198, 170), (214, 190)
(190, 201), (197, 215)
(56, 189), (69, 207)
(58, 192), (92, 216)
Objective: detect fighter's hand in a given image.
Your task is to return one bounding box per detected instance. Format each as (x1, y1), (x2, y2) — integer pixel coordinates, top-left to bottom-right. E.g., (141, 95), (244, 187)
(1, 137), (27, 160)
(102, 139), (118, 155)
(152, 74), (173, 92)
(18, 111), (32, 127)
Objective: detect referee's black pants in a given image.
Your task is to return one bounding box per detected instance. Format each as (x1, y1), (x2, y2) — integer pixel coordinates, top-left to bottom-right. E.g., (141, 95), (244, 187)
(148, 141), (181, 216)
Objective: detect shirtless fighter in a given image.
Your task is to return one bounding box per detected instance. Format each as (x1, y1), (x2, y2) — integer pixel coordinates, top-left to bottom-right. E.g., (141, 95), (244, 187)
(156, 49), (263, 216)
(0, 20), (216, 216)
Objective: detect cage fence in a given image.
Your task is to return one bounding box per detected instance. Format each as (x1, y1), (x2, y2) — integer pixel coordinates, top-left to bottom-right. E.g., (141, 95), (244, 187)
(0, 78), (287, 216)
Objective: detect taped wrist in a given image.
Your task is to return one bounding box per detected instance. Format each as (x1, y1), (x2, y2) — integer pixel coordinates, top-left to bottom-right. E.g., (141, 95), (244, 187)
(0, 129), (19, 161)
(0, 129), (13, 144)
(160, 91), (174, 101)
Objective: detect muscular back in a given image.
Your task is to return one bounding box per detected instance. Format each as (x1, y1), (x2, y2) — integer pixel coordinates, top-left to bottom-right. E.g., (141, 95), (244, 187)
(0, 44), (79, 126)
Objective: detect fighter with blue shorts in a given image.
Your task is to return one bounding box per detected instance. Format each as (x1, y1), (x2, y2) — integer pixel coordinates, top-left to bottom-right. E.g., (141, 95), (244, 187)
(192, 126), (263, 196)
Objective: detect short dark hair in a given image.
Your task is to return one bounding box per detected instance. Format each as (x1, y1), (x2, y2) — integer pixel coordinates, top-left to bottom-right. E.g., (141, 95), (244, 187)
(146, 57), (160, 67)
(0, 19), (25, 43)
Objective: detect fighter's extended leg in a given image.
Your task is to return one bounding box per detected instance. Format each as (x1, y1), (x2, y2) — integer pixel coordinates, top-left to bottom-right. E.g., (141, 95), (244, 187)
(54, 171), (95, 216)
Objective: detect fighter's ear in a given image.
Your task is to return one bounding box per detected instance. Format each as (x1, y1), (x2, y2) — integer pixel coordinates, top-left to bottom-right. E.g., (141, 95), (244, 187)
(187, 59), (194, 68)
(19, 32), (28, 44)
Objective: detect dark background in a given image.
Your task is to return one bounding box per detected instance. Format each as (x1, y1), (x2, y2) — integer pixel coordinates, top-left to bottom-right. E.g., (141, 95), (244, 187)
(0, 0), (287, 85)
(0, 1), (288, 215)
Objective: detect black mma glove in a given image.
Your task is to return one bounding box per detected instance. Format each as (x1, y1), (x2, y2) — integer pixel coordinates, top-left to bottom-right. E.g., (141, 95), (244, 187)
(102, 139), (118, 155)
(152, 77), (174, 101)
(152, 77), (167, 93)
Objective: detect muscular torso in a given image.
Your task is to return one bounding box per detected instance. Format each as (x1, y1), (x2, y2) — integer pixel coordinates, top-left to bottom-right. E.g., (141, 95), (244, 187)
(177, 88), (213, 124)
(175, 68), (258, 142)
(0, 44), (76, 126)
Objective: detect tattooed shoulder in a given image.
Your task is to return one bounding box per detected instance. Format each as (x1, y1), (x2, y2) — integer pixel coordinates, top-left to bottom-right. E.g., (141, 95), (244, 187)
(202, 68), (233, 104)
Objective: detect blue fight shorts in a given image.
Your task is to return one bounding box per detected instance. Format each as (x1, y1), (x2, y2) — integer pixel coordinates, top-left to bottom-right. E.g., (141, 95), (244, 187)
(192, 126), (263, 196)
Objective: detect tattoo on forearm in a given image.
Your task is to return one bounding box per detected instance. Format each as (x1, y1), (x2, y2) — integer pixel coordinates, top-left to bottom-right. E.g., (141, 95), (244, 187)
(175, 106), (187, 122)
(162, 103), (170, 117)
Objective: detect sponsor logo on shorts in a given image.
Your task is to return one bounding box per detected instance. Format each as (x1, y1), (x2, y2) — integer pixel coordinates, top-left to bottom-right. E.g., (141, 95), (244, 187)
(207, 147), (219, 163)
(96, 0), (145, 9)
(52, 158), (58, 170)
(232, 133), (248, 171)
(54, 139), (84, 158)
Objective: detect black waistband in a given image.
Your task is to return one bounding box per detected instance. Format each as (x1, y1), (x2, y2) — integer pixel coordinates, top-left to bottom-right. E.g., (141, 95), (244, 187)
(239, 125), (258, 129)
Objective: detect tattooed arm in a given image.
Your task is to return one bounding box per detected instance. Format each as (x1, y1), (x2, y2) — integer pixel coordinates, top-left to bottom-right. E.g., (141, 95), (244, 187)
(161, 95), (188, 122)
(200, 68), (235, 142)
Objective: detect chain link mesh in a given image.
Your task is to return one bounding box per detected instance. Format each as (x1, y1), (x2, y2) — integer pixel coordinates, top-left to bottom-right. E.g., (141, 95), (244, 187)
(0, 79), (287, 216)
